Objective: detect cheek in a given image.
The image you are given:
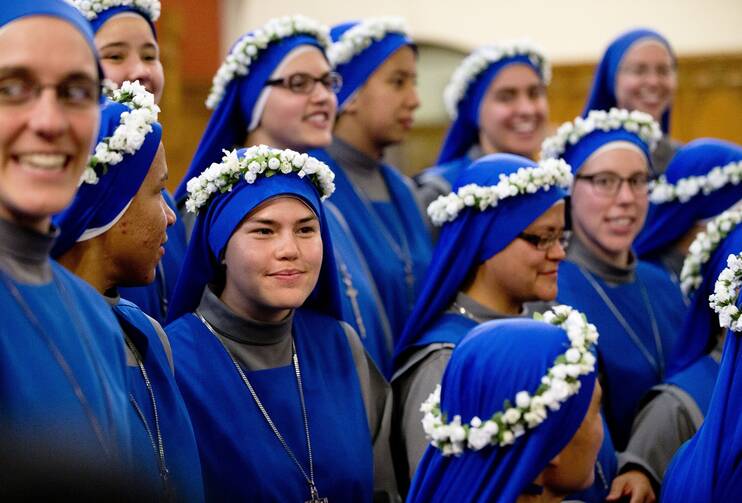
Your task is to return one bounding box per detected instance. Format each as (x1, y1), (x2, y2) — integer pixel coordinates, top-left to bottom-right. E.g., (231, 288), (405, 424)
(71, 110), (100, 156)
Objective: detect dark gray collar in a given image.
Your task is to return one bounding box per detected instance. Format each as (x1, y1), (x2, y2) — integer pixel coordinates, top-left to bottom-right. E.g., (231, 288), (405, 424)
(196, 286), (293, 346)
(327, 137), (390, 201)
(328, 136), (382, 172)
(567, 234), (636, 284)
(447, 291), (518, 323)
(0, 217), (57, 284)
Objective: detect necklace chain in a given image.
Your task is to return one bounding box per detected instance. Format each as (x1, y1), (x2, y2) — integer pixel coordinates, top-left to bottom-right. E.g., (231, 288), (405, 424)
(450, 301), (486, 324)
(196, 312), (324, 501)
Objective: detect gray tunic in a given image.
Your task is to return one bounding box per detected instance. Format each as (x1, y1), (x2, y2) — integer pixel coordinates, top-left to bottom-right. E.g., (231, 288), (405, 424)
(196, 287), (400, 502)
(651, 135), (682, 176)
(0, 217), (56, 284)
(391, 292), (512, 490)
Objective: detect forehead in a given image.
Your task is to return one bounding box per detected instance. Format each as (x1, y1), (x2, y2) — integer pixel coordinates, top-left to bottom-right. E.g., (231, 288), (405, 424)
(276, 46), (330, 75)
(95, 13), (156, 45)
(580, 145), (649, 175)
(488, 63), (542, 91)
(0, 16), (96, 76)
(622, 39), (673, 64)
(374, 45), (417, 75)
(246, 195), (317, 221)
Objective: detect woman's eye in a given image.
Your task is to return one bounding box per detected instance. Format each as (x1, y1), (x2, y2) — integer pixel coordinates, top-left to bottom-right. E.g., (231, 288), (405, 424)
(102, 53), (125, 62)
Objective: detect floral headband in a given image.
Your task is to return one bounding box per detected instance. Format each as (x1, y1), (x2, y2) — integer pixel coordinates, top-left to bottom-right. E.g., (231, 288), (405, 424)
(185, 146), (335, 214)
(540, 108), (662, 161)
(80, 80), (159, 185)
(681, 206), (742, 295)
(649, 160), (742, 204)
(70, 0), (161, 22)
(327, 17), (409, 67)
(427, 158), (573, 226)
(710, 253), (742, 332)
(444, 41), (551, 120)
(420, 305), (599, 456)
(205, 15), (331, 109)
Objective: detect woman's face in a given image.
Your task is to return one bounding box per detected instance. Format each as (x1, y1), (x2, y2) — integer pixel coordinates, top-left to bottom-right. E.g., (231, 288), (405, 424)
(0, 16), (100, 233)
(220, 197), (323, 322)
(251, 47), (336, 151)
(614, 39), (676, 123)
(543, 382), (604, 494)
(478, 63), (548, 159)
(103, 143), (175, 287)
(570, 146), (650, 266)
(96, 14), (164, 103)
(469, 200), (567, 314)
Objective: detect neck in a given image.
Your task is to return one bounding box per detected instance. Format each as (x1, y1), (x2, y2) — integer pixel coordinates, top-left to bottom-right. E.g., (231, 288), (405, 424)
(516, 488), (562, 503)
(573, 226), (631, 268)
(463, 273), (523, 316)
(57, 241), (115, 294)
(0, 207), (51, 235)
(334, 117), (384, 160)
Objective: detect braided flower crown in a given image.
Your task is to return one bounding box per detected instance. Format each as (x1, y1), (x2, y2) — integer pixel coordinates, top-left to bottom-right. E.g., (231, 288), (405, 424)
(327, 17), (409, 67)
(205, 15), (331, 109)
(70, 0), (161, 22)
(649, 159), (742, 204)
(710, 253), (742, 332)
(185, 146), (335, 214)
(80, 80), (159, 185)
(420, 305), (598, 456)
(681, 205), (742, 295)
(540, 108), (662, 161)
(427, 158), (573, 226)
(444, 40), (551, 120)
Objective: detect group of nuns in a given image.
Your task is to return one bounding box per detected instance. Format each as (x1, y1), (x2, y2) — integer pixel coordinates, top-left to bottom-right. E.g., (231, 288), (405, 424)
(1, 1), (740, 502)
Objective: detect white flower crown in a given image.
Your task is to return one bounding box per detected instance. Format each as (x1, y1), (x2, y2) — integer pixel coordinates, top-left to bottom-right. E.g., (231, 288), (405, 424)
(185, 146), (335, 214)
(80, 80), (160, 185)
(444, 41), (551, 120)
(427, 158), (573, 226)
(205, 15), (331, 110)
(649, 159), (742, 204)
(680, 206), (742, 295)
(420, 305), (599, 456)
(70, 0), (161, 22)
(709, 253), (742, 332)
(540, 108), (662, 161)
(327, 17), (409, 67)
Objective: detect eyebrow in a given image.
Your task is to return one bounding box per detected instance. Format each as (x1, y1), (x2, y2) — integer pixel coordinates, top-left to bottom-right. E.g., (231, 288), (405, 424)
(0, 66), (97, 82)
(249, 215), (317, 226)
(99, 41), (158, 51)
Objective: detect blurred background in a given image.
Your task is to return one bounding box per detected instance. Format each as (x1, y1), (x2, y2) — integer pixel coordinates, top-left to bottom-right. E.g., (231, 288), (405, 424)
(158, 0), (742, 189)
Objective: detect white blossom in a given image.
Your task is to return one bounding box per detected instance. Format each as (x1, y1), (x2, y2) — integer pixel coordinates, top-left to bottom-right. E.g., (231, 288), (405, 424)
(709, 252), (742, 332)
(70, 0), (161, 22)
(328, 17), (408, 67)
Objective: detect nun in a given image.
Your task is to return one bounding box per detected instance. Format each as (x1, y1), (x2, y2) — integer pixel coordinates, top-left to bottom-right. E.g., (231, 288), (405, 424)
(166, 146), (396, 501)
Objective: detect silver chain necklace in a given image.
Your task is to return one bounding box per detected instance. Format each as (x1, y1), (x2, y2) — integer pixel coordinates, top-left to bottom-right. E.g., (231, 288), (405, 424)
(196, 312), (328, 503)
(450, 301), (487, 324)
(123, 335), (172, 500)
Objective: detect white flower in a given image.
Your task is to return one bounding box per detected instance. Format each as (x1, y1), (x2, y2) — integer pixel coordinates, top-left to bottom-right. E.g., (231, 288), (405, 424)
(503, 408), (521, 425)
(541, 108), (662, 160)
(709, 252), (742, 332)
(185, 146), (335, 213)
(467, 426), (491, 450)
(515, 391), (531, 409)
(328, 17), (408, 67)
(444, 40), (551, 119)
(649, 160), (742, 204)
(70, 0), (161, 22)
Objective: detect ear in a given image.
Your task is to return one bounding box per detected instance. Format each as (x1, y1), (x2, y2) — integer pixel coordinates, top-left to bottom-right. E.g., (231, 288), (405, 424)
(342, 91), (361, 115)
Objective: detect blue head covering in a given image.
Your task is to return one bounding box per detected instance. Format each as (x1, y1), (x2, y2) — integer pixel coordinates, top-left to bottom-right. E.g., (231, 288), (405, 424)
(394, 153), (569, 365)
(167, 148), (342, 323)
(0, 0), (101, 80)
(635, 138), (742, 258)
(438, 44), (549, 164)
(661, 293), (742, 502)
(668, 224), (742, 375)
(583, 29), (675, 134)
(407, 318), (598, 502)
(68, 0), (160, 37)
(51, 98), (163, 258)
(329, 18), (414, 111)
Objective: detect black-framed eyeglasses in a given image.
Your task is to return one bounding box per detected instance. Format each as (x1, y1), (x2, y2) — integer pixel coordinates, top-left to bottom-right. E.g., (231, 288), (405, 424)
(0, 74), (101, 108)
(575, 172), (650, 197)
(517, 230), (572, 251)
(265, 71), (342, 95)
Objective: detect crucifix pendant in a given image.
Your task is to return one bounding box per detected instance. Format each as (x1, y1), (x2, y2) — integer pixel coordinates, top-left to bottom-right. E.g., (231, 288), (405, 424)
(306, 484), (328, 503)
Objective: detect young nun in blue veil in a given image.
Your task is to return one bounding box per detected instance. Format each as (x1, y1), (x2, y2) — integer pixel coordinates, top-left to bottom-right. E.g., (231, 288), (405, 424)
(661, 262), (742, 502)
(166, 146), (397, 502)
(173, 16), (395, 376)
(0, 0), (137, 487)
(407, 309), (603, 503)
(52, 84), (204, 502)
(69, 0), (188, 326)
(391, 153), (574, 489)
(634, 138), (742, 281)
(310, 18), (433, 341)
(619, 212), (742, 490)
(416, 42), (551, 212)
(541, 108), (688, 501)
(584, 29), (678, 174)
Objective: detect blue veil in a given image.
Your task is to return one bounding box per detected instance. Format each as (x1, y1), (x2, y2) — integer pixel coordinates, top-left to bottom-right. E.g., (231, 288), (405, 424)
(51, 99), (162, 258)
(635, 138), (742, 258)
(560, 126), (653, 176)
(394, 153), (568, 366)
(167, 148), (342, 322)
(583, 28), (675, 134)
(408, 318), (598, 502)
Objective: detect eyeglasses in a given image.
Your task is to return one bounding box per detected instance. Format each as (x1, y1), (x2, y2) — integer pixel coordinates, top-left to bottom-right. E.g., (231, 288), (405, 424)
(265, 71), (342, 95)
(517, 230), (572, 251)
(0, 75), (101, 108)
(575, 172), (650, 197)
(619, 64), (676, 79)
